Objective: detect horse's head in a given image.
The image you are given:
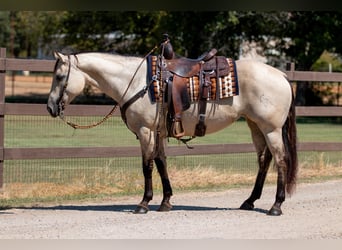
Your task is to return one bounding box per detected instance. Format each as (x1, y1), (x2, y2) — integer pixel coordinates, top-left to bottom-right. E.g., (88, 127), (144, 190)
(47, 52), (86, 118)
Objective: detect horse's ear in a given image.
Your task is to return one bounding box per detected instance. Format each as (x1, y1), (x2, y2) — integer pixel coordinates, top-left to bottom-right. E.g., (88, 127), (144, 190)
(53, 51), (67, 62)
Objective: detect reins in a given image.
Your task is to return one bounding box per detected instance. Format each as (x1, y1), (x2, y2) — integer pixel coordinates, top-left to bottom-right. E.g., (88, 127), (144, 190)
(59, 45), (159, 129)
(60, 105), (118, 129)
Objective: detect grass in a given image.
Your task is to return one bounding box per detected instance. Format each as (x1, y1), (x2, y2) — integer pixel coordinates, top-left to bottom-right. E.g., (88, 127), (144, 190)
(5, 116), (342, 147)
(5, 115), (130, 147)
(0, 115), (341, 207)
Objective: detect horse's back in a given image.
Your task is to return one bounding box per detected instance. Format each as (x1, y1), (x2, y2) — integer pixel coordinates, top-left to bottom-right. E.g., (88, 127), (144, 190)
(235, 59), (290, 96)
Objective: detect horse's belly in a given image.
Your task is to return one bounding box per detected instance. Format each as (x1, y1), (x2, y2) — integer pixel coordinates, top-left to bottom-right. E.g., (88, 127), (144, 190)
(181, 101), (240, 136)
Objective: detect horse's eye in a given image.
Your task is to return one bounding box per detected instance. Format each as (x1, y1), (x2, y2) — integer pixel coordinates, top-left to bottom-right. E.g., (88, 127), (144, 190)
(56, 74), (65, 81)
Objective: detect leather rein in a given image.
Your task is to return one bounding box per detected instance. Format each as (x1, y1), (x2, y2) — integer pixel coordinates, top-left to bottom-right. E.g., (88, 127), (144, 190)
(58, 45), (159, 129)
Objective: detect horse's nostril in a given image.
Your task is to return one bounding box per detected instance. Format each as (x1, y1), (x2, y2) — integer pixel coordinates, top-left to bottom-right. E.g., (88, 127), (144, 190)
(47, 105), (57, 117)
(47, 106), (52, 115)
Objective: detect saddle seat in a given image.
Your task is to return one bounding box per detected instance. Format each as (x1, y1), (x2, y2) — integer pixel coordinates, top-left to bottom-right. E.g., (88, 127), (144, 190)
(165, 48), (217, 78)
(185, 48), (218, 62)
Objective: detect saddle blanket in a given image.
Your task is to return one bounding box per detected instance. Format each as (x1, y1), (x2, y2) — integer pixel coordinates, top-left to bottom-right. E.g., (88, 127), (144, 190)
(147, 55), (239, 103)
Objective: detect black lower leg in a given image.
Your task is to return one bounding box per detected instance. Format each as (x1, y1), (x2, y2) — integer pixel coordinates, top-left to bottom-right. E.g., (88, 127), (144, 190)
(267, 166), (286, 216)
(240, 170), (268, 210)
(155, 157), (173, 211)
(134, 160), (153, 214)
(240, 148), (272, 210)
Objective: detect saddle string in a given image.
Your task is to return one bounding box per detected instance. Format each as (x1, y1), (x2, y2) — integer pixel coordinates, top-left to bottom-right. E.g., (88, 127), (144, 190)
(154, 39), (168, 151)
(60, 45), (159, 129)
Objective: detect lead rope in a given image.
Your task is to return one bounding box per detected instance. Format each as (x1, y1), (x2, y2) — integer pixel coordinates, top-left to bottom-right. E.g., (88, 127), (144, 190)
(60, 45), (159, 129)
(60, 105), (118, 129)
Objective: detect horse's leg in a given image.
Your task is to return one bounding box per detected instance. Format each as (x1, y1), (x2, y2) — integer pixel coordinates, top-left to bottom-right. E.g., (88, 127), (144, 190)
(265, 95), (297, 215)
(264, 128), (287, 216)
(134, 158), (154, 214)
(240, 119), (273, 211)
(134, 128), (156, 214)
(154, 136), (173, 212)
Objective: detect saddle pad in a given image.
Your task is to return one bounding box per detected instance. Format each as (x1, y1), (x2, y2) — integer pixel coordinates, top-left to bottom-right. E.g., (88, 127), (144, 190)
(147, 55), (239, 102)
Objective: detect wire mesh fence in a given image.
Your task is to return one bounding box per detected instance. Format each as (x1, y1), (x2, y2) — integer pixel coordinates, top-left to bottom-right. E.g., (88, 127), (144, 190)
(1, 113), (341, 207)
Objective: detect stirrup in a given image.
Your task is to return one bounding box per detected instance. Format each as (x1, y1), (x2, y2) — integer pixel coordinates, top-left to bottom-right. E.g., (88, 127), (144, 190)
(171, 120), (185, 138)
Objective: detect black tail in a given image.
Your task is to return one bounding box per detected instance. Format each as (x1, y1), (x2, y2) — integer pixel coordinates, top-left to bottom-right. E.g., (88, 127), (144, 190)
(282, 88), (298, 195)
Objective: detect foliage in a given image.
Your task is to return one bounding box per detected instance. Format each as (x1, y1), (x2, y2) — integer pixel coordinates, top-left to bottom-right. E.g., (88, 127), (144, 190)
(0, 11), (67, 58)
(1, 11), (342, 63)
(0, 12), (10, 49)
(284, 12), (342, 70)
(312, 50), (342, 72)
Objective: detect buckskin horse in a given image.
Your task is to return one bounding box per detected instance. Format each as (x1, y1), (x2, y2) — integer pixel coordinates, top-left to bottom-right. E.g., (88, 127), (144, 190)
(47, 41), (297, 216)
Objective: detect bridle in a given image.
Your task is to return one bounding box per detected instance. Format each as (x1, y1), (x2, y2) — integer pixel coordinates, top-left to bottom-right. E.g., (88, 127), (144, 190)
(56, 45), (160, 129)
(56, 54), (119, 129)
(57, 55), (72, 120)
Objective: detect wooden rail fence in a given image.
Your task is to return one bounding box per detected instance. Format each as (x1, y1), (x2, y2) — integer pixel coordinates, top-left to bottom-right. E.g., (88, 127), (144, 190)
(1, 47), (342, 187)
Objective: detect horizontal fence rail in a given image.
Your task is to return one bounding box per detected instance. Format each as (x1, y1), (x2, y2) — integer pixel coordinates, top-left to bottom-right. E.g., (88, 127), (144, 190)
(0, 57), (55, 72)
(1, 48), (342, 188)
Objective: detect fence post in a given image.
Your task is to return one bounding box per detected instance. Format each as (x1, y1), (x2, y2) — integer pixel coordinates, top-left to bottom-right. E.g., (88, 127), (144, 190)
(286, 62), (295, 71)
(0, 48), (6, 188)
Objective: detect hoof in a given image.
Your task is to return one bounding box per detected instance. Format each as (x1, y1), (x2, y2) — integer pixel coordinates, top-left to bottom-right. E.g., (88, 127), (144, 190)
(133, 205), (149, 214)
(240, 200), (254, 211)
(157, 202), (172, 212)
(267, 206), (282, 216)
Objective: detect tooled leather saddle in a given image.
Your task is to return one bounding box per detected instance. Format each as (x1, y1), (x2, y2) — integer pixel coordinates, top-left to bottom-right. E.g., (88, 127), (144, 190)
(148, 35), (238, 139)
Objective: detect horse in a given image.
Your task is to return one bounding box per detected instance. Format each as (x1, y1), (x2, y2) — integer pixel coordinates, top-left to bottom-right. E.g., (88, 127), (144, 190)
(47, 50), (297, 216)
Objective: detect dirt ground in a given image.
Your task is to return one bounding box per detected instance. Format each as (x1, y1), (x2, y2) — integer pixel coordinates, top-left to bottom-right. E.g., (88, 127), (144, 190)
(1, 179), (342, 239)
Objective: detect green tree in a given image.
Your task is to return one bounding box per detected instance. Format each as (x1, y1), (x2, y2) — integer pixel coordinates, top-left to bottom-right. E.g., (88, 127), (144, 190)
(285, 12), (342, 70)
(61, 11), (120, 52)
(61, 11), (169, 55)
(1, 11), (341, 105)
(283, 12), (342, 105)
(1, 11), (67, 58)
(0, 11), (10, 50)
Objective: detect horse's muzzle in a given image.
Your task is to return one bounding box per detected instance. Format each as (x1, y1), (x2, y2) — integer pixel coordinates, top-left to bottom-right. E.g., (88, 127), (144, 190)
(47, 103), (58, 118)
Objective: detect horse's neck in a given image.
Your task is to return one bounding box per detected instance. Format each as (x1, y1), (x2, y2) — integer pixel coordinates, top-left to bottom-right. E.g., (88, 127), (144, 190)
(77, 53), (146, 103)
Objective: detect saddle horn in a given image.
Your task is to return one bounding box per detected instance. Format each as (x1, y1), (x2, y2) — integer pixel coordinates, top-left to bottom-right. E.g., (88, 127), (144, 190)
(161, 34), (175, 60)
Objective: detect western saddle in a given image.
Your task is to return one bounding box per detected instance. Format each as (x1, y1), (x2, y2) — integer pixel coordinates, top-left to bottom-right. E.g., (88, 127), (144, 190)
(158, 35), (230, 139)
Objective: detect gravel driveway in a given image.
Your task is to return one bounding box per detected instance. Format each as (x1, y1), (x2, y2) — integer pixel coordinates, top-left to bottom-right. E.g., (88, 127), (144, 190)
(1, 179), (342, 239)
